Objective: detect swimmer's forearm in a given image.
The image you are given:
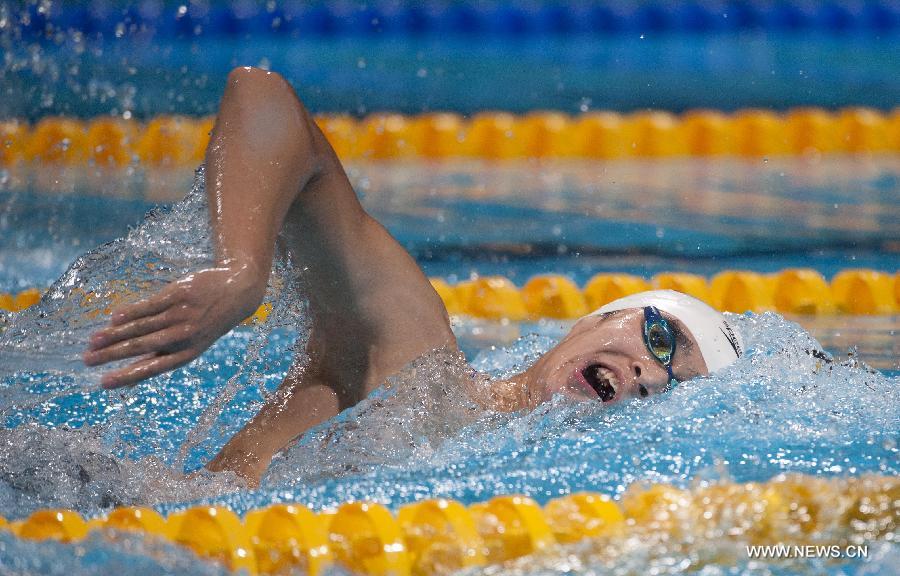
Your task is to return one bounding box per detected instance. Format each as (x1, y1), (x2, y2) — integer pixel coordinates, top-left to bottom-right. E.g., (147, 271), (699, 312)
(82, 69), (331, 387)
(205, 67), (323, 279)
(208, 378), (340, 483)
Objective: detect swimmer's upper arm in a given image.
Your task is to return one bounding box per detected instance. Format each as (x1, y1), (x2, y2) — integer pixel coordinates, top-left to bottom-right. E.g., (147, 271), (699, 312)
(207, 68), (455, 481)
(205, 66), (328, 274)
(212, 65), (453, 370)
(85, 67), (329, 388)
(285, 170), (456, 401)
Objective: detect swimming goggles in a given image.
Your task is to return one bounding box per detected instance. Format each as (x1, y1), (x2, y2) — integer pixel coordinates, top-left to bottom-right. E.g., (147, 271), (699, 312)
(643, 306), (678, 391)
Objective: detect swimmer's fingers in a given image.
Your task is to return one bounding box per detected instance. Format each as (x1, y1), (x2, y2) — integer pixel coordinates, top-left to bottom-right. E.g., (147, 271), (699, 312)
(83, 325), (193, 367)
(87, 311), (177, 352)
(100, 349), (196, 389)
(108, 284), (182, 326)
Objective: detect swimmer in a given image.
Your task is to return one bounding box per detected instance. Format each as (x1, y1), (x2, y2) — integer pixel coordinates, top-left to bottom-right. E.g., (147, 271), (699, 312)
(82, 67), (742, 484)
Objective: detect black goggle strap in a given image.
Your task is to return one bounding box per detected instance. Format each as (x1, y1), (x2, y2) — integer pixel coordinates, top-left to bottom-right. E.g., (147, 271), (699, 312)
(643, 306), (678, 391)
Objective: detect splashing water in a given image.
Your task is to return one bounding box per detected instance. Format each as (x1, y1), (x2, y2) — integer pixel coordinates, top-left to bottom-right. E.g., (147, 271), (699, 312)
(228, 312), (897, 513)
(0, 167), (310, 515)
(0, 529), (233, 575)
(458, 538), (900, 576)
(0, 169), (896, 574)
(1, 167), (214, 382)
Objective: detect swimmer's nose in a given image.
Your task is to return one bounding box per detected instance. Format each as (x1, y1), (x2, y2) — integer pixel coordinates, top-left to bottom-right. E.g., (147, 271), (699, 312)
(629, 361), (652, 398)
(630, 361), (644, 380)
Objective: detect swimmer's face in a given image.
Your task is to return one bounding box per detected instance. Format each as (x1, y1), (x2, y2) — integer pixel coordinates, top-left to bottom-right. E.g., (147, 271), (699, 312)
(525, 308), (708, 406)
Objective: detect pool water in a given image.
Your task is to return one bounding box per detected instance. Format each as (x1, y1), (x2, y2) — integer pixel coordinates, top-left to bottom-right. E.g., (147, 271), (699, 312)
(0, 160), (897, 574)
(5, 34), (898, 119)
(3, 157), (898, 369)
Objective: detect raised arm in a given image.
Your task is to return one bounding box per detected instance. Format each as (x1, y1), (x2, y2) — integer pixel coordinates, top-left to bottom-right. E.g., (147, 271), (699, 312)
(86, 67), (456, 481)
(83, 67), (325, 387)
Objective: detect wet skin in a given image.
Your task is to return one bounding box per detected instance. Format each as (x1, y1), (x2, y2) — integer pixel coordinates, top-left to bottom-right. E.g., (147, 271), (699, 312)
(520, 309), (709, 408)
(81, 66), (707, 485)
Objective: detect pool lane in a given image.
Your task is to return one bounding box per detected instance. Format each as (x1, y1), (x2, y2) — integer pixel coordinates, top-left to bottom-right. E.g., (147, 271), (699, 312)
(1, 157), (898, 290)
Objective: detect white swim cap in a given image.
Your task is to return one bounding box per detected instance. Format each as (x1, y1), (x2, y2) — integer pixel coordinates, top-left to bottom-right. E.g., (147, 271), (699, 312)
(589, 289), (744, 374)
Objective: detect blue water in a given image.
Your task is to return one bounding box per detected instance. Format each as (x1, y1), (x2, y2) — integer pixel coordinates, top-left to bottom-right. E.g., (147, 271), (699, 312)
(0, 168), (897, 574)
(2, 158), (899, 290)
(14, 0), (900, 40)
(0, 530), (232, 576)
(2, 159), (898, 374)
(1, 13), (899, 571)
(2, 33), (898, 119)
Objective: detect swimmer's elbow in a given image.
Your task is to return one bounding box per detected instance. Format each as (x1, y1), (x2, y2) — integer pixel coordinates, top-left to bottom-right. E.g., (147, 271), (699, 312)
(226, 66), (311, 125)
(224, 66), (306, 129)
(226, 66), (291, 95)
(221, 66), (324, 180)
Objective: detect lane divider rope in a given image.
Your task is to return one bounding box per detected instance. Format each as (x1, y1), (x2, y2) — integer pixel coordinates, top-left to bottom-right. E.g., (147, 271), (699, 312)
(3, 269), (897, 320)
(2, 107), (899, 166)
(12, 1), (900, 40)
(0, 475), (895, 575)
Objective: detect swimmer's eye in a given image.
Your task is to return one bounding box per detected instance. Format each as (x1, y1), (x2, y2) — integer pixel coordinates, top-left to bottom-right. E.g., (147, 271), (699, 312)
(645, 322), (675, 363)
(642, 306), (678, 386)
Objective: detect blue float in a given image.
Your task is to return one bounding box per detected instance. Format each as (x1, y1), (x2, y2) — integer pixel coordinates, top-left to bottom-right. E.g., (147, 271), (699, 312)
(252, 6), (294, 35)
(585, 5), (627, 33)
(51, 5), (101, 35)
(392, 5), (434, 35)
(484, 4), (533, 36)
(631, 3), (674, 32)
(765, 1), (815, 31)
(723, 0), (765, 30)
(290, 4), (339, 36)
(534, 4), (579, 35)
(441, 3), (484, 34)
(817, 2), (859, 31)
(672, 2), (721, 32)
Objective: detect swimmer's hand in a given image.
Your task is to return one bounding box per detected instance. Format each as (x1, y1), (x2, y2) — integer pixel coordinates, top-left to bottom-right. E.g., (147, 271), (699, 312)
(83, 263), (266, 388)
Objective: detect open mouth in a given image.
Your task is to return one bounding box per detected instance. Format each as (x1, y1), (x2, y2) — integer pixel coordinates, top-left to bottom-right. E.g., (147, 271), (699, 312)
(582, 363), (619, 402)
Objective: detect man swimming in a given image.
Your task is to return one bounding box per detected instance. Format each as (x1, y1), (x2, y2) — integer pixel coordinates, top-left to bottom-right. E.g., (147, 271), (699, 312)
(82, 67), (742, 484)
